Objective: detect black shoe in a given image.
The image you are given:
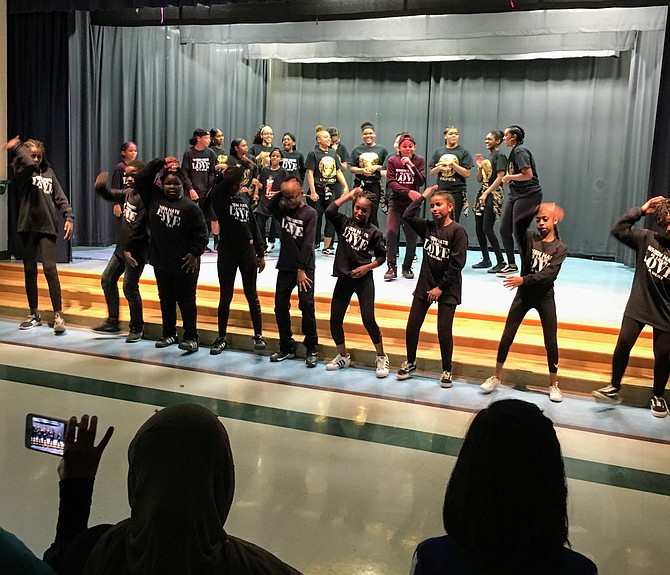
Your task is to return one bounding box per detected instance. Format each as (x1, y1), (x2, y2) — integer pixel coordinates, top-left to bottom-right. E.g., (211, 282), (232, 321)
(488, 262), (507, 274)
(93, 318), (121, 334)
(270, 349), (295, 362)
(178, 338), (199, 353)
(384, 265), (397, 281)
(472, 260), (492, 269)
(126, 330), (143, 343)
(252, 335), (266, 353)
(496, 263), (518, 276)
(305, 349), (319, 368)
(156, 335), (178, 348)
(402, 267), (414, 279)
(210, 336), (227, 355)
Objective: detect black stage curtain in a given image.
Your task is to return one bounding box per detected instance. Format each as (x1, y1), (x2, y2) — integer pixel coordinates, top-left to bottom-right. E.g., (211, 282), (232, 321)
(649, 11), (670, 202)
(7, 0), (267, 14)
(7, 12), (72, 263)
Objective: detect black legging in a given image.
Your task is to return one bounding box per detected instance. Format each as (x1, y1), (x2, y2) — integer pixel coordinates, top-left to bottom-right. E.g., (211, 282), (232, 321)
(386, 194), (418, 268)
(254, 212), (279, 244)
(406, 297), (456, 372)
(500, 192), (542, 264)
(330, 274), (381, 346)
(475, 193), (504, 264)
(154, 266), (200, 341)
(308, 186), (336, 245)
(19, 232), (62, 312)
(497, 291), (558, 373)
(217, 243), (262, 337)
(449, 188), (466, 223)
(612, 315), (670, 397)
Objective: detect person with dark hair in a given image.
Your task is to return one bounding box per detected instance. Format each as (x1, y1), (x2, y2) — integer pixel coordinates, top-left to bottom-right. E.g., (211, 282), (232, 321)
(182, 128), (218, 252)
(250, 125), (274, 167)
(110, 142), (139, 219)
(134, 156), (208, 352)
(280, 132), (306, 183)
(268, 177), (319, 367)
(411, 399), (597, 575)
(208, 165), (267, 355)
(209, 128), (228, 171)
(92, 160), (148, 342)
(472, 130), (507, 272)
(593, 196), (670, 417)
(349, 122), (389, 228)
(396, 187), (468, 386)
(305, 127), (349, 256)
(227, 138), (261, 200)
(325, 188), (389, 377)
(429, 126), (473, 223)
(327, 126), (348, 172)
(384, 134), (426, 281)
(4, 136), (74, 334)
(257, 147), (289, 253)
(498, 124), (543, 275)
(481, 203), (568, 402)
(44, 406), (302, 575)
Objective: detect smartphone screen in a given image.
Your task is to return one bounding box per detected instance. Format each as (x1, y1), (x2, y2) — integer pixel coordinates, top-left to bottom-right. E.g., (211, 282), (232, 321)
(25, 414), (68, 456)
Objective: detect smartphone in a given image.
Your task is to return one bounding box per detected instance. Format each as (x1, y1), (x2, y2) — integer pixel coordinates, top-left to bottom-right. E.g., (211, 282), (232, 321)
(25, 414), (68, 456)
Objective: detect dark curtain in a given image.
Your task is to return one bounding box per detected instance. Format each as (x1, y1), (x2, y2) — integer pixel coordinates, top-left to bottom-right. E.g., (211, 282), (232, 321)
(7, 12), (72, 263)
(8, 0), (270, 13)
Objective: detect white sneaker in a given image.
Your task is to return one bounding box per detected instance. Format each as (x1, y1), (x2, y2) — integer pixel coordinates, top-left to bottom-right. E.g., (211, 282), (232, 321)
(267, 242), (274, 252)
(440, 371), (453, 388)
(480, 375), (500, 394)
(375, 355), (390, 378)
(326, 353), (351, 371)
(549, 384), (563, 403)
(53, 313), (66, 334)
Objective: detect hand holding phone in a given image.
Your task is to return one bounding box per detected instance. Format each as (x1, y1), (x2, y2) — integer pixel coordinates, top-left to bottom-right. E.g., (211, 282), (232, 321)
(25, 414), (68, 456)
(58, 414), (114, 480)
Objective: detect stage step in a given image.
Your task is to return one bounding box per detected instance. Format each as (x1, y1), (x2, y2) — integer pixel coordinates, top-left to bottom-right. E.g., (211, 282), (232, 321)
(0, 262), (655, 405)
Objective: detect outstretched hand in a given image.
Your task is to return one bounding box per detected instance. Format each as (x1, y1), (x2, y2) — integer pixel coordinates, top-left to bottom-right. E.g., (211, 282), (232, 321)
(4, 136), (21, 151)
(58, 414), (114, 480)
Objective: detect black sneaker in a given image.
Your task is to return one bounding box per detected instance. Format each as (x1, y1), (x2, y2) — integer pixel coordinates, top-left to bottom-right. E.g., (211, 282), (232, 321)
(384, 265), (397, 281)
(126, 330), (143, 343)
(488, 262), (507, 274)
(496, 263), (518, 276)
(19, 313), (42, 330)
(472, 260), (492, 269)
(155, 335), (178, 348)
(402, 267), (414, 280)
(396, 361), (417, 380)
(210, 336), (227, 355)
(252, 335), (266, 353)
(178, 339), (199, 353)
(305, 349), (319, 368)
(650, 396), (669, 418)
(93, 318), (121, 334)
(270, 349), (295, 362)
(592, 385), (622, 404)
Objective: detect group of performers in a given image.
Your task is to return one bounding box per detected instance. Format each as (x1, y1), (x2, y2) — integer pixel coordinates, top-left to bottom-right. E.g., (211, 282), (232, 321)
(4, 120), (670, 418)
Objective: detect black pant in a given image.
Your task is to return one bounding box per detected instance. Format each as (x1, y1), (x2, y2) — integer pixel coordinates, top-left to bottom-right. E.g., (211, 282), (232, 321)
(475, 194), (504, 264)
(274, 269), (318, 352)
(217, 243), (262, 337)
(406, 296), (456, 372)
(100, 252), (146, 331)
(19, 232), (62, 312)
(358, 180), (382, 228)
(612, 315), (670, 397)
(497, 291), (558, 373)
(386, 194), (418, 269)
(330, 274), (381, 346)
(308, 186), (336, 244)
(255, 212), (279, 244)
(451, 189), (466, 223)
(500, 192), (542, 264)
(154, 266), (200, 341)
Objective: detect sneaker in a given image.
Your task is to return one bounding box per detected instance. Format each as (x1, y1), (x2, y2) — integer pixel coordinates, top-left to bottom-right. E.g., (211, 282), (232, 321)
(156, 335), (178, 348)
(496, 263), (518, 276)
(549, 384), (563, 403)
(402, 267), (414, 280)
(592, 385), (622, 404)
(322, 247), (336, 257)
(650, 396), (669, 418)
(472, 260), (492, 269)
(252, 335), (266, 353)
(270, 349), (295, 362)
(305, 349), (319, 368)
(92, 318), (121, 334)
(481, 375), (501, 394)
(178, 338), (199, 353)
(413, 255), (418, 262)
(396, 361), (417, 380)
(440, 371), (453, 388)
(384, 265), (397, 281)
(126, 330), (143, 343)
(488, 262), (507, 274)
(19, 313), (42, 330)
(210, 336), (227, 355)
(375, 355), (390, 378)
(266, 242), (275, 252)
(326, 353), (351, 371)
(53, 313), (66, 334)
(204, 246), (213, 253)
